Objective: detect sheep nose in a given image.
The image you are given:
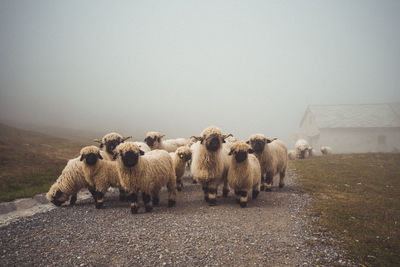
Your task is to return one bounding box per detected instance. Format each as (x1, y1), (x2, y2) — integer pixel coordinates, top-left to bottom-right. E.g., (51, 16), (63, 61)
(122, 151), (138, 167)
(235, 151), (247, 163)
(86, 153), (98, 165)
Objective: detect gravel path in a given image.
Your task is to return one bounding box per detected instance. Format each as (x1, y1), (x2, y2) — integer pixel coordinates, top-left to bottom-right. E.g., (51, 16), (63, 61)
(0, 169), (354, 266)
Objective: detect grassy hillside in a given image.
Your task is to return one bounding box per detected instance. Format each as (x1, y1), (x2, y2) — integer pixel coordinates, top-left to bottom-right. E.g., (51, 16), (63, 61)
(0, 123), (86, 202)
(290, 153), (400, 266)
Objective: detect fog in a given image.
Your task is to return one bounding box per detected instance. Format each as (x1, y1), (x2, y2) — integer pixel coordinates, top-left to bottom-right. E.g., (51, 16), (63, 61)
(1, 0), (400, 146)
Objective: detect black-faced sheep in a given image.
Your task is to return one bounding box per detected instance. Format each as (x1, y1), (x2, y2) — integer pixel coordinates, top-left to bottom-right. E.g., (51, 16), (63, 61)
(247, 134), (288, 191)
(295, 139), (310, 159)
(144, 131), (188, 152)
(190, 126), (232, 206)
(320, 146), (333, 155)
(80, 146), (122, 209)
(93, 132), (131, 161)
(114, 142), (177, 214)
(169, 146), (192, 191)
(227, 141), (261, 207)
(47, 157), (96, 206)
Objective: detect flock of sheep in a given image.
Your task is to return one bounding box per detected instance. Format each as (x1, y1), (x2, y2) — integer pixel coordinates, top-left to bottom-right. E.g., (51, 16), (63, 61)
(287, 139), (333, 160)
(46, 126), (328, 214)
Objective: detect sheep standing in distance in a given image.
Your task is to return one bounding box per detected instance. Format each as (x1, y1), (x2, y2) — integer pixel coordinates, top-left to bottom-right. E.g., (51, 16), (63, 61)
(190, 126), (232, 206)
(80, 146), (122, 209)
(295, 139), (310, 159)
(169, 146), (192, 191)
(93, 132), (131, 161)
(114, 142), (177, 214)
(247, 134), (288, 191)
(320, 146), (333, 155)
(47, 157), (96, 206)
(144, 132), (188, 152)
(227, 142), (261, 207)
(288, 150), (296, 160)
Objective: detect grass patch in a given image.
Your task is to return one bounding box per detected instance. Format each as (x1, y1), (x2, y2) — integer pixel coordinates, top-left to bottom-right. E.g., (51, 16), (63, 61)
(290, 153), (400, 266)
(0, 123), (85, 202)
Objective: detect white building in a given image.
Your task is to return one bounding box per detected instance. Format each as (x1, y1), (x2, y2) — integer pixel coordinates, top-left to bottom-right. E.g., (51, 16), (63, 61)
(299, 103), (400, 153)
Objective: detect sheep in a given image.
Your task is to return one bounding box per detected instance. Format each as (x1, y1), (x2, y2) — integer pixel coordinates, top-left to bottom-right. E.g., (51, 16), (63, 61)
(80, 146), (122, 209)
(288, 150), (297, 160)
(46, 157), (96, 207)
(133, 141), (151, 153)
(169, 146), (192, 191)
(144, 131), (188, 152)
(114, 142), (177, 214)
(247, 134), (288, 191)
(320, 146), (333, 155)
(295, 139), (310, 159)
(227, 141), (261, 207)
(190, 126), (233, 206)
(93, 132), (131, 161)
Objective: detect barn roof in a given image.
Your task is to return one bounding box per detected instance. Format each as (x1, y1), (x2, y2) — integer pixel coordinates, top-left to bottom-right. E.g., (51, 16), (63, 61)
(300, 103), (400, 129)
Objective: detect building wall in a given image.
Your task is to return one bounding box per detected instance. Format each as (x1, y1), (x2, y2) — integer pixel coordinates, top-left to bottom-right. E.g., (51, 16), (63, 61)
(308, 128), (400, 153)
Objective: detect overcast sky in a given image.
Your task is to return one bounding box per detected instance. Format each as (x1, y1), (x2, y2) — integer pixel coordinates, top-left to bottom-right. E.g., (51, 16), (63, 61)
(1, 0), (399, 145)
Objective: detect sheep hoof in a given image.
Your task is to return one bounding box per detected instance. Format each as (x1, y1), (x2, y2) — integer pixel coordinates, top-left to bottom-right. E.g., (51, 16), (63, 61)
(153, 197), (160, 206)
(145, 205), (153, 212)
(252, 190), (259, 199)
(204, 195), (210, 202)
(168, 200), (176, 207)
(222, 189), (229, 197)
(95, 202), (103, 209)
(131, 206), (138, 214)
(240, 201), (247, 208)
(260, 185), (265, 191)
(208, 199), (216, 206)
(279, 183), (285, 188)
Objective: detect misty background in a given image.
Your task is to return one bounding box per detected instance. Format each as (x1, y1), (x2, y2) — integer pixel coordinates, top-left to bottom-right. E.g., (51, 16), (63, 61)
(1, 0), (399, 147)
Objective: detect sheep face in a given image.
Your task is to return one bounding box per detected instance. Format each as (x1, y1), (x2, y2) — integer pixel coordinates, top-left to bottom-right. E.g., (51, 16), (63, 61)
(191, 126), (232, 152)
(116, 142), (145, 168)
(229, 142), (253, 163)
(94, 132), (131, 156)
(144, 132), (164, 149)
(80, 146), (103, 166)
(248, 134), (275, 153)
(176, 146), (192, 162)
(48, 188), (69, 206)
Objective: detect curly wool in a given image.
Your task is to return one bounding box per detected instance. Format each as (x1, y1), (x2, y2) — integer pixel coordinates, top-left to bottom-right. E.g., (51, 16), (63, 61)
(145, 131), (188, 152)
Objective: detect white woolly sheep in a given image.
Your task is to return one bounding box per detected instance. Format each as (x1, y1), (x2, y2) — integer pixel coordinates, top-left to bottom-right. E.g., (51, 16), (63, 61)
(47, 157), (96, 206)
(320, 146), (333, 155)
(190, 126), (233, 206)
(247, 134), (288, 191)
(295, 139), (310, 159)
(144, 131), (188, 152)
(169, 146), (192, 191)
(227, 141), (261, 207)
(80, 146), (122, 208)
(93, 132), (131, 161)
(114, 142), (177, 214)
(288, 150), (296, 160)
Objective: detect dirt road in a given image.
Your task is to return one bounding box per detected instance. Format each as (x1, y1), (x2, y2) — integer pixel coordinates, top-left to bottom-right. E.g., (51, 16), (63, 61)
(0, 169), (353, 266)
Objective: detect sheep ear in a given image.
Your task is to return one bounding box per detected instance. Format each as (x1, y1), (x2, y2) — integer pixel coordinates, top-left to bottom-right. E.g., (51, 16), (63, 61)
(112, 152), (119, 160)
(266, 139), (272, 143)
(228, 150), (233, 156)
(248, 148), (254, 154)
(98, 153), (103, 160)
(139, 150), (145, 155)
(80, 154), (86, 161)
(222, 133), (233, 140)
(190, 136), (204, 143)
(121, 136), (131, 142)
(55, 190), (63, 198)
(246, 140), (250, 144)
(99, 143), (104, 148)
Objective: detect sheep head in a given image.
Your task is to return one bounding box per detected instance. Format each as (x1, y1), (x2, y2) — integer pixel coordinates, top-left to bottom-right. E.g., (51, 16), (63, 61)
(247, 134), (277, 153)
(94, 132), (131, 157)
(191, 126), (233, 152)
(228, 141), (254, 163)
(176, 146), (192, 162)
(115, 142), (145, 168)
(144, 132), (164, 149)
(80, 146), (103, 166)
(47, 185), (69, 206)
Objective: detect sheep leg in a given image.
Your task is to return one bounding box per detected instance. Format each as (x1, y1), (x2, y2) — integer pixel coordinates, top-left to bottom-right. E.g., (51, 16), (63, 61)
(152, 191), (160, 206)
(69, 194), (77, 206)
(239, 191), (248, 208)
(252, 182), (261, 199)
(234, 190), (240, 204)
(88, 186), (97, 202)
(279, 171), (286, 188)
(95, 191), (104, 209)
(222, 179), (229, 197)
(202, 185), (209, 202)
(265, 172), (273, 191)
(208, 185), (217, 206)
(166, 177), (177, 207)
(142, 193), (153, 212)
(119, 188), (127, 201)
(176, 178), (183, 192)
(260, 174), (265, 191)
(127, 192), (139, 214)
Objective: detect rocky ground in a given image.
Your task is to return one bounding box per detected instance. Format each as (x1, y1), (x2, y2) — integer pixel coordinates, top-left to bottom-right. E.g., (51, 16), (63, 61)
(0, 169), (356, 266)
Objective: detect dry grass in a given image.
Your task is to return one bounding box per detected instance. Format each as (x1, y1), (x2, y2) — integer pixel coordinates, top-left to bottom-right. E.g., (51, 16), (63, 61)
(0, 123), (85, 202)
(290, 153), (400, 266)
